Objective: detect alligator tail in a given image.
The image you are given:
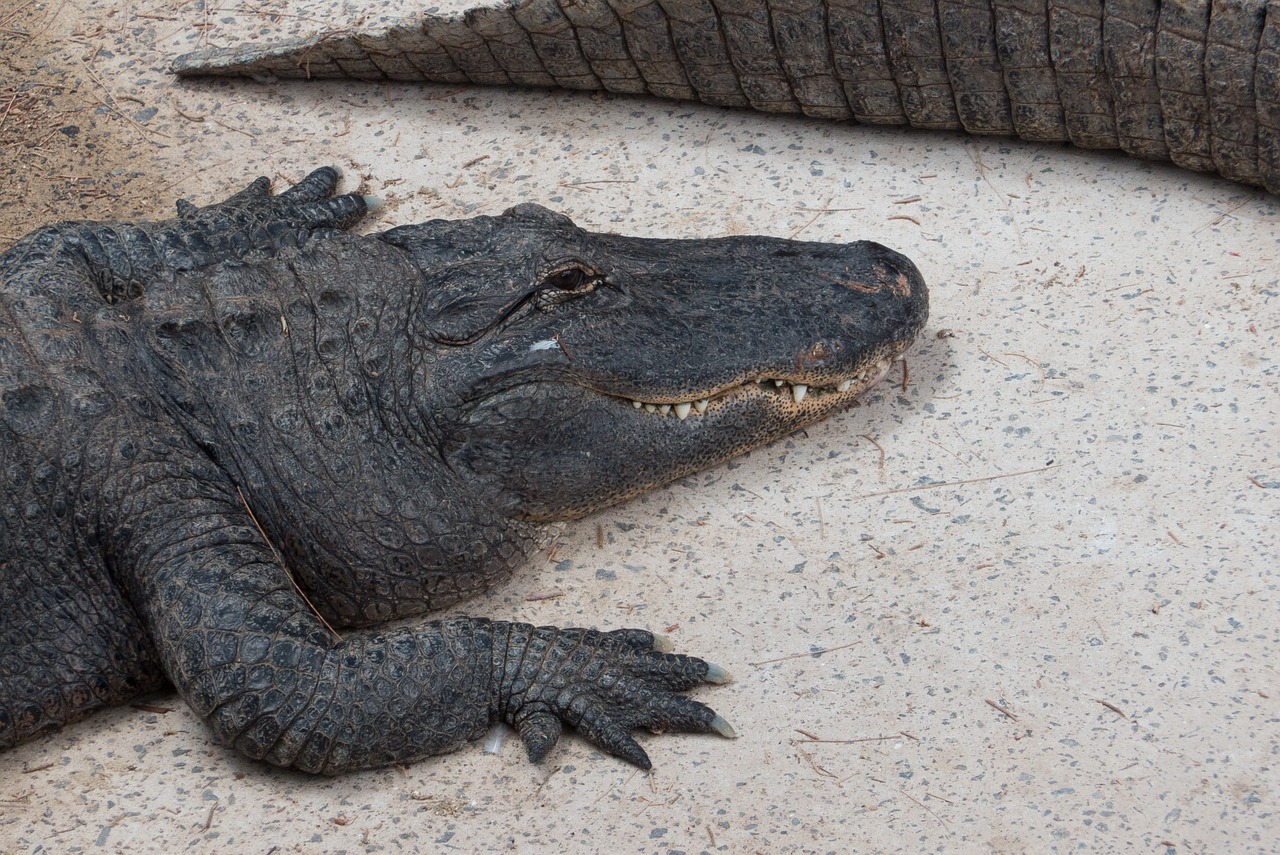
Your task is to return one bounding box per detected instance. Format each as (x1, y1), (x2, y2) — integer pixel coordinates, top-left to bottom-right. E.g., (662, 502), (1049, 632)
(171, 0), (1280, 192)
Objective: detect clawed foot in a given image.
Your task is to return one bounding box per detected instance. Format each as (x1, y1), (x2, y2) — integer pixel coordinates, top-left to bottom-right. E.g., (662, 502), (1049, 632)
(496, 623), (736, 770)
(165, 166), (369, 269)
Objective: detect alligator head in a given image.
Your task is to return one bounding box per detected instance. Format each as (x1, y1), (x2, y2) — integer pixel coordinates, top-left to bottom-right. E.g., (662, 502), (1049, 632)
(380, 203), (928, 522)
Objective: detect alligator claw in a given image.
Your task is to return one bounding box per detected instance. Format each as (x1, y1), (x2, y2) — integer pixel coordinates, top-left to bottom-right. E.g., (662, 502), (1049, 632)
(515, 710), (564, 763)
(704, 662), (733, 684)
(576, 711), (654, 770)
(221, 174), (271, 204)
(497, 623), (731, 769)
(292, 192), (368, 232)
(276, 165), (341, 201)
(711, 715), (737, 739)
(157, 167), (369, 270)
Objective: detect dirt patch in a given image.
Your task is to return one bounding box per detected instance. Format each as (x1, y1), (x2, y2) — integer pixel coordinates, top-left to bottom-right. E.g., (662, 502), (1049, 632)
(0, 2), (167, 246)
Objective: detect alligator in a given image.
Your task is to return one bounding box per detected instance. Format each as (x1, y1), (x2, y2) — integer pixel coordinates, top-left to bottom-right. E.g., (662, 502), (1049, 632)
(0, 167), (927, 773)
(172, 0), (1280, 193)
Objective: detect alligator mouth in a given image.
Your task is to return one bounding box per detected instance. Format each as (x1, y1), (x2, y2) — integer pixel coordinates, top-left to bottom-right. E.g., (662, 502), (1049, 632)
(612, 354), (899, 420)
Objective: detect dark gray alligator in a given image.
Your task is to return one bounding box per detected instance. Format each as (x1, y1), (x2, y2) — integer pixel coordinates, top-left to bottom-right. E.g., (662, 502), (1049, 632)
(173, 0), (1280, 192)
(0, 167), (927, 773)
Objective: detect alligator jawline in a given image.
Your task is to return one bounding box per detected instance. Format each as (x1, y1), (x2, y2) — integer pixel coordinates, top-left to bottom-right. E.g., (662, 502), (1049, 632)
(609, 356), (897, 421)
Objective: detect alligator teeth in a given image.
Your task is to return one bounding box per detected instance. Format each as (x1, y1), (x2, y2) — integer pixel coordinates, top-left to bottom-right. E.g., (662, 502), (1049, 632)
(625, 359), (897, 418)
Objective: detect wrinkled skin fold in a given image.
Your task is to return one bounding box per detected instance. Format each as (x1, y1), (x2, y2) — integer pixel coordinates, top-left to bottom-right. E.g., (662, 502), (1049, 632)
(0, 168), (926, 773)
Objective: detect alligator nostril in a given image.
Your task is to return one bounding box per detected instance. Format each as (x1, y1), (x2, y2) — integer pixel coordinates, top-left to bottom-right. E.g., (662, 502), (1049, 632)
(861, 265), (914, 299)
(889, 271), (913, 299)
(820, 271), (883, 293)
(795, 341), (833, 369)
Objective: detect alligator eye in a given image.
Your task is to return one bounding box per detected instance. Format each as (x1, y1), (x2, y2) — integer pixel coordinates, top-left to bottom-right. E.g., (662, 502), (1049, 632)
(533, 264), (600, 310)
(542, 267), (590, 291)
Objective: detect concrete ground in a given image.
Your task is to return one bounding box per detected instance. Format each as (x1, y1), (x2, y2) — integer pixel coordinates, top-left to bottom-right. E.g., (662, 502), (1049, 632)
(1, 2), (1276, 852)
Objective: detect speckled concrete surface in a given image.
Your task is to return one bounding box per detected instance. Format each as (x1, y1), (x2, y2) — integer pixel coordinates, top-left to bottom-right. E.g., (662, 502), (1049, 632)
(1, 2), (1277, 853)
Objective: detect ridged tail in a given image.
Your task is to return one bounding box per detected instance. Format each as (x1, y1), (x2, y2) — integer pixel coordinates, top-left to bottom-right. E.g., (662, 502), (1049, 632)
(171, 0), (1280, 192)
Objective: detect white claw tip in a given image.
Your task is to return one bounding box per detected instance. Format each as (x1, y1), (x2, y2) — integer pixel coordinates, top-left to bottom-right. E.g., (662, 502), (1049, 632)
(362, 194), (383, 211)
(711, 715), (738, 739)
(704, 663), (733, 684)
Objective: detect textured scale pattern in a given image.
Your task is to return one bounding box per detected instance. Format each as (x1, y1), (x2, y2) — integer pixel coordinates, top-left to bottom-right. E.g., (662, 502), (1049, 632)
(173, 0), (1280, 192)
(0, 168), (928, 773)
(0, 170), (727, 772)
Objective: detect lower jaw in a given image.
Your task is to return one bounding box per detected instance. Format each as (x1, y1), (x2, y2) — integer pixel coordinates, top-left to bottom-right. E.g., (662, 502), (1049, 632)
(468, 355), (905, 522)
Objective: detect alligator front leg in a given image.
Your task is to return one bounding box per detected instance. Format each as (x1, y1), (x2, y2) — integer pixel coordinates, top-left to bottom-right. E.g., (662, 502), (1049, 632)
(0, 169), (373, 749)
(105, 442), (729, 772)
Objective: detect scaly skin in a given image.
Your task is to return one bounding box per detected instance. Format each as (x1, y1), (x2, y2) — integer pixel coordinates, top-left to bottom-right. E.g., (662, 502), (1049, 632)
(172, 0), (1280, 192)
(0, 168), (926, 773)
